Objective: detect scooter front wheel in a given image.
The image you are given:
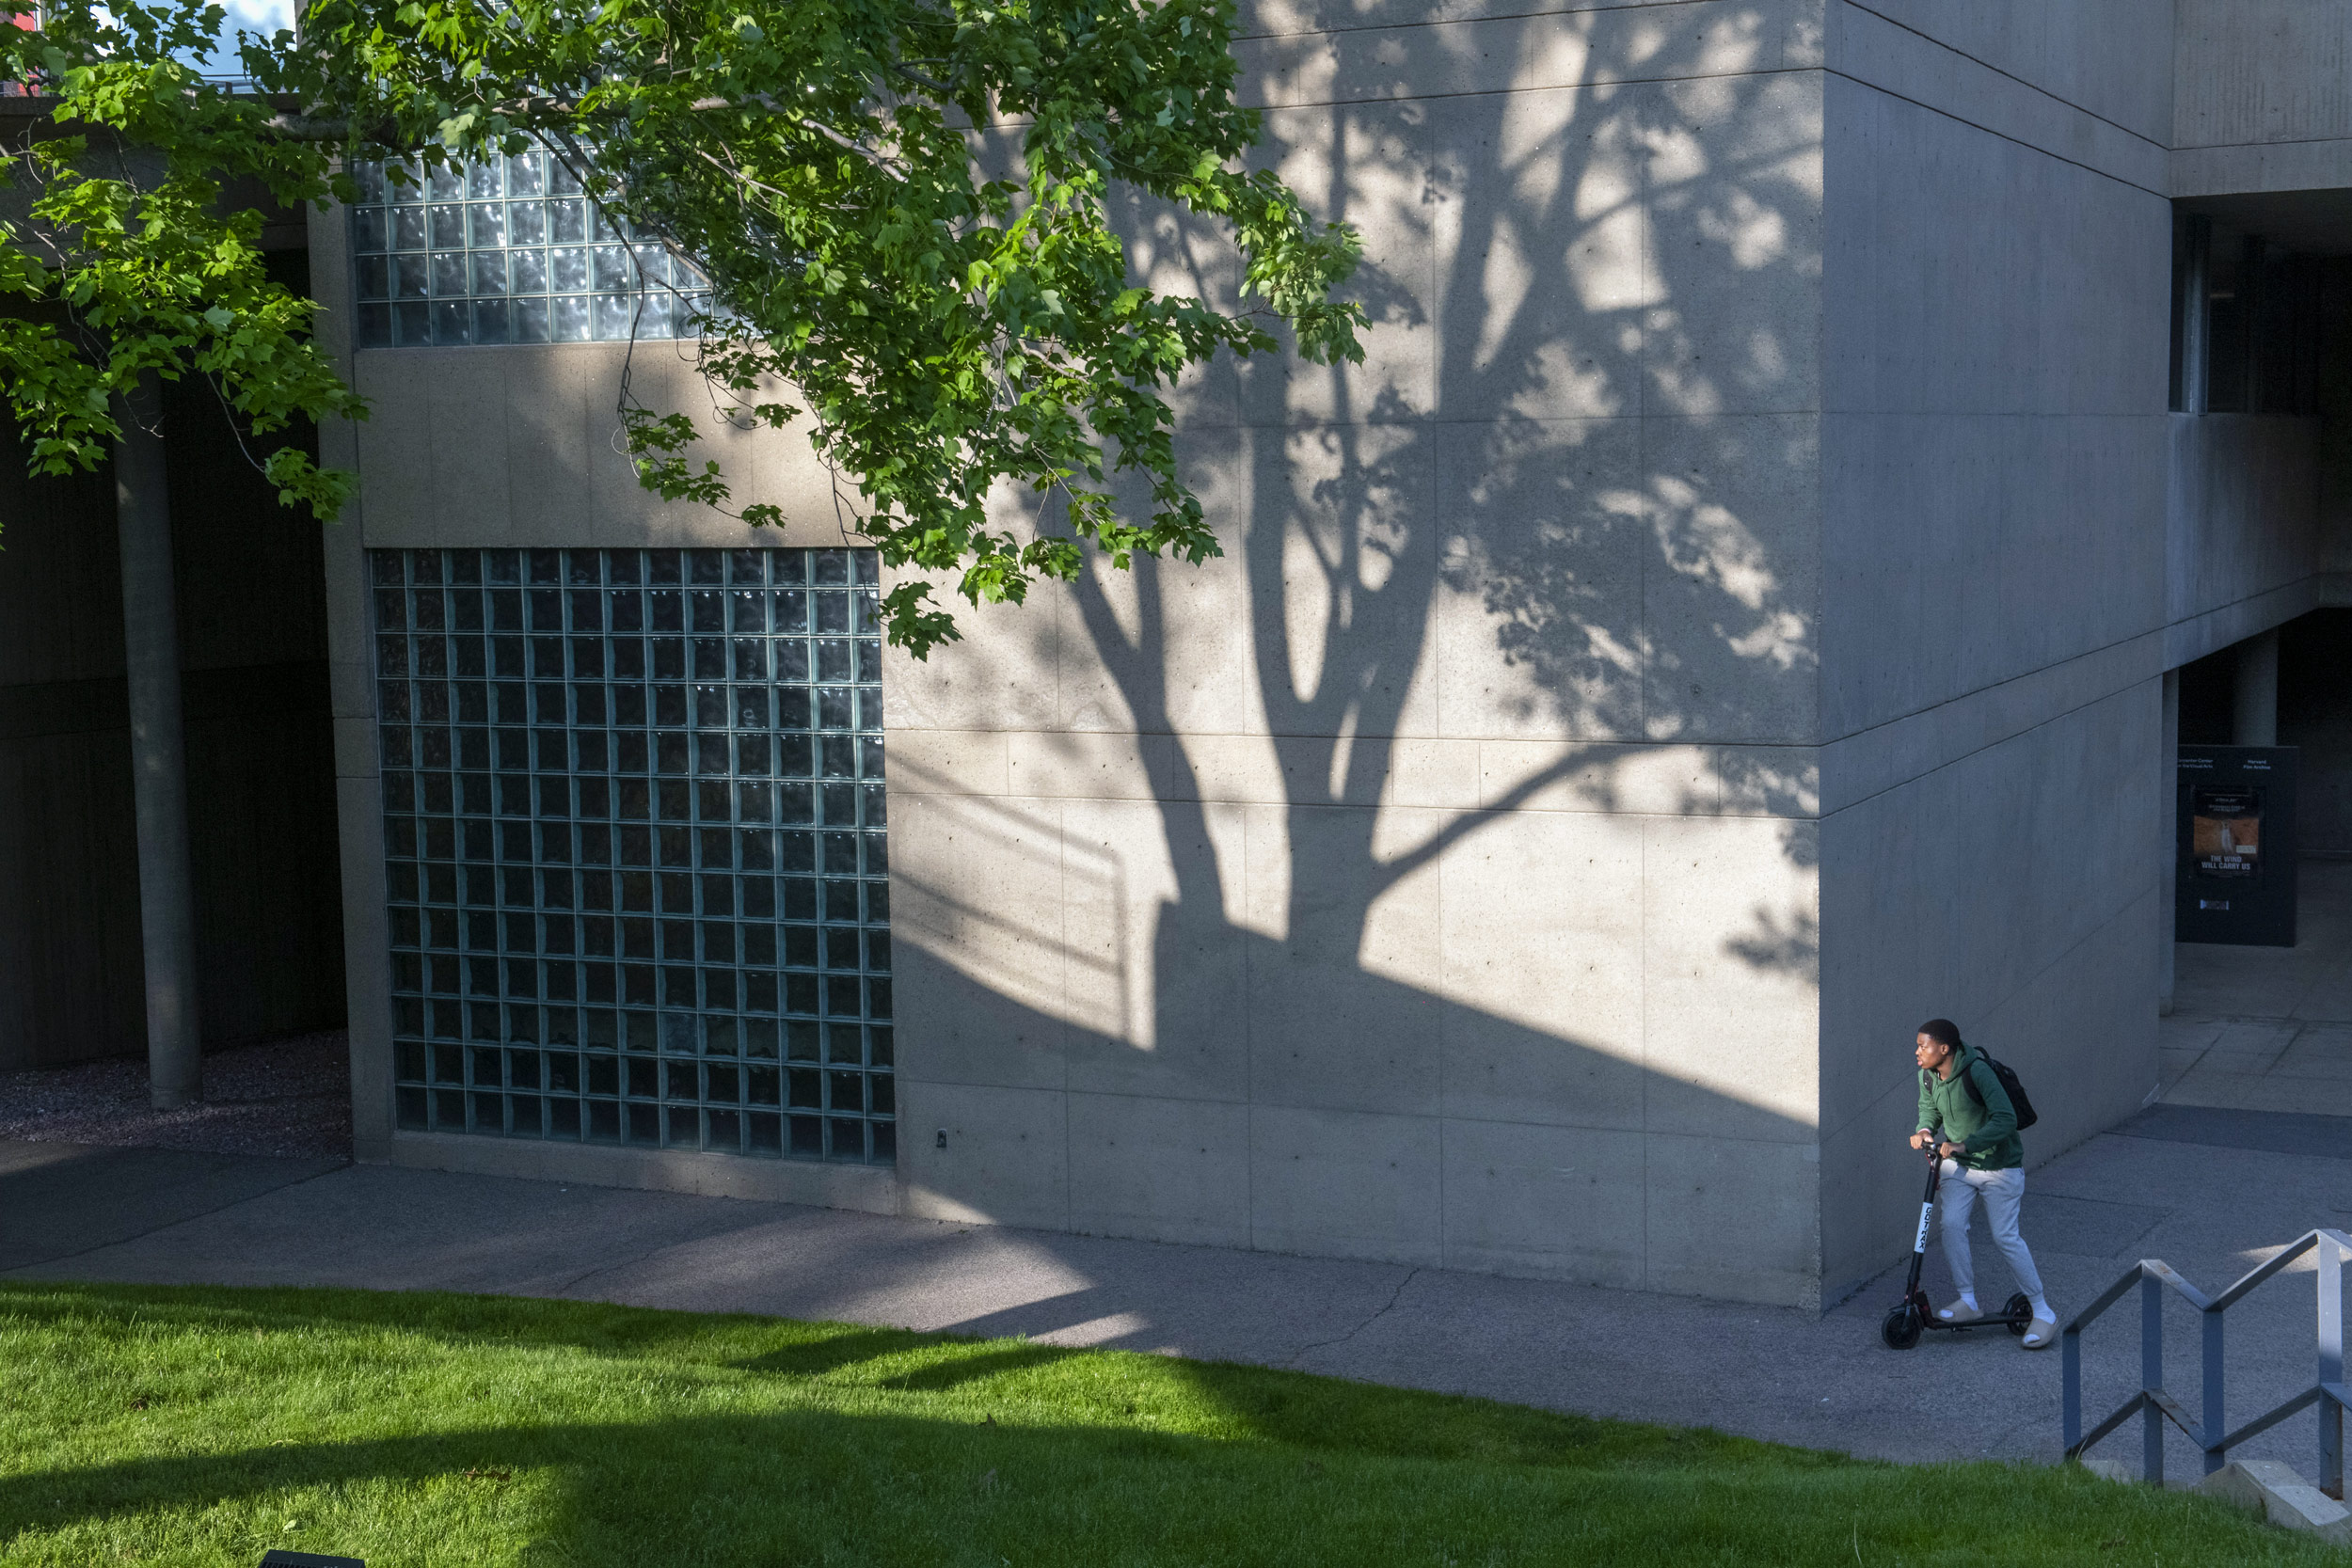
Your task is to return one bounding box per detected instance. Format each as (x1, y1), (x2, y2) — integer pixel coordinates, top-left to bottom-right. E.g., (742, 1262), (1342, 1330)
(1880, 1303), (1922, 1350)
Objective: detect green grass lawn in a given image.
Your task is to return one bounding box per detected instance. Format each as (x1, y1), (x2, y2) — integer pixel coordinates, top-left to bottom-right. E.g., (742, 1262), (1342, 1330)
(0, 1281), (2329, 1566)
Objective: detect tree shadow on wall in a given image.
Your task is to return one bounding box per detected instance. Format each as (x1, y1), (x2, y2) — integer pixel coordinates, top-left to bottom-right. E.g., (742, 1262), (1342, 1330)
(895, 8), (1836, 1295)
(1076, 6), (1825, 933)
(890, 785), (1820, 1299)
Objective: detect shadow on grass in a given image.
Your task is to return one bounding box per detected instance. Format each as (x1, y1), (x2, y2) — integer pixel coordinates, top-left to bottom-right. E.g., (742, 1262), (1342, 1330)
(728, 1324), (931, 1377)
(1, 1283), (2339, 1568)
(4, 1399), (2324, 1568)
(2, 1280), (1783, 1470)
(1, 1276), (876, 1366)
(2, 1406), (1204, 1561)
(724, 1323), (1091, 1393)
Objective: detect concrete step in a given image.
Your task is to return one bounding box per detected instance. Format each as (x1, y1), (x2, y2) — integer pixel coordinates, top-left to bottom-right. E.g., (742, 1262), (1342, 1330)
(2194, 1460), (2351, 1544)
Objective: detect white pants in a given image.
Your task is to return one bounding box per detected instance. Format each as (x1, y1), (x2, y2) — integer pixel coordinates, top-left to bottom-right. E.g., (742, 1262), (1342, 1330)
(1937, 1161), (2044, 1306)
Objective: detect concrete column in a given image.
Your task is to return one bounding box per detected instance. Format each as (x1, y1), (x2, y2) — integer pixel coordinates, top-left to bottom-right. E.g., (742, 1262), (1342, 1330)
(2243, 234), (2274, 415)
(2160, 669), (2179, 1017)
(2179, 215), (2211, 415)
(114, 376), (202, 1109)
(2233, 628), (2280, 747)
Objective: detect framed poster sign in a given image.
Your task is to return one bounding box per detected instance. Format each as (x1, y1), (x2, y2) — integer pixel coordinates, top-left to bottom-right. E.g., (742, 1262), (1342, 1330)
(2176, 747), (2297, 946)
(2190, 786), (2262, 878)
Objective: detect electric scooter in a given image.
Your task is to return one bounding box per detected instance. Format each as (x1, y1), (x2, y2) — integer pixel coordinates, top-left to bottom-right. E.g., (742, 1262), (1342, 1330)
(1879, 1141), (2033, 1349)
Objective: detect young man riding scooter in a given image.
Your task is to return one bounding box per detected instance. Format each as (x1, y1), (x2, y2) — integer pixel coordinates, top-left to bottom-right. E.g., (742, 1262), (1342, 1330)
(1910, 1018), (2058, 1349)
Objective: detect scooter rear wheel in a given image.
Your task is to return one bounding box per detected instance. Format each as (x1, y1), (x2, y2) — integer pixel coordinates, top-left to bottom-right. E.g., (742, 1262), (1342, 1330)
(1880, 1303), (1922, 1350)
(2004, 1292), (2032, 1337)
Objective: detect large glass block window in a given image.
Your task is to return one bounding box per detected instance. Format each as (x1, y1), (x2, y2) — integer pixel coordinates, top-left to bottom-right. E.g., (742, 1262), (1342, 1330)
(348, 148), (712, 349)
(374, 546), (895, 1166)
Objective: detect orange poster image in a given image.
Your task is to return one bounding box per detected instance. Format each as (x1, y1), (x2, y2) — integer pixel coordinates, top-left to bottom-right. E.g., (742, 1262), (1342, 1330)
(2191, 786), (2263, 878)
(2192, 813), (2260, 858)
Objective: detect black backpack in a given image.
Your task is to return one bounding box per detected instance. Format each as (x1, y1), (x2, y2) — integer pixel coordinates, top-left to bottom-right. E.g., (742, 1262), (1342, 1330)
(1956, 1050), (2039, 1132)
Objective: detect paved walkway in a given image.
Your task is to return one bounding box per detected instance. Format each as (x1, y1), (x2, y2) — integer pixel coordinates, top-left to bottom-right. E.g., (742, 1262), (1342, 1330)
(2162, 859), (2352, 1117)
(8, 1102), (2345, 1474)
(6, 866), (2346, 1476)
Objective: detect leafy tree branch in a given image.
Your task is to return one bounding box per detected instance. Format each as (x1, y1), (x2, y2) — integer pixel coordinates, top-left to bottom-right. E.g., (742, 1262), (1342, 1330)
(0, 0), (367, 518)
(6, 0), (1366, 655)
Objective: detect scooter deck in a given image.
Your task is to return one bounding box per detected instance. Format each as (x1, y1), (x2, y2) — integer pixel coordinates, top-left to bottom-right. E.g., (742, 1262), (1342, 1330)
(1900, 1288), (2031, 1335)
(1919, 1311), (2028, 1332)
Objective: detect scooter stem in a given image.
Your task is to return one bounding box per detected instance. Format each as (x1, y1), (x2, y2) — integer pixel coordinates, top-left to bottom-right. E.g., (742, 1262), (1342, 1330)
(1903, 1143), (1941, 1292)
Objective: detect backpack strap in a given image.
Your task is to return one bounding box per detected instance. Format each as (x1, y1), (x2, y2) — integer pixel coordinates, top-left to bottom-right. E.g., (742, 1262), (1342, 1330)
(1959, 1053), (2006, 1111)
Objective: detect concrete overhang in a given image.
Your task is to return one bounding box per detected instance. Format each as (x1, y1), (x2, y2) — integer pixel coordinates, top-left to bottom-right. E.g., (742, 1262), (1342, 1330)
(2176, 188), (2352, 257)
(2175, 138), (2352, 205)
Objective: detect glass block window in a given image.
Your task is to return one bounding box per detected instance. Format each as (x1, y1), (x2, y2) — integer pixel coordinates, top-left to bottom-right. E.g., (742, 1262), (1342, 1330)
(373, 546), (895, 1166)
(347, 148), (712, 349)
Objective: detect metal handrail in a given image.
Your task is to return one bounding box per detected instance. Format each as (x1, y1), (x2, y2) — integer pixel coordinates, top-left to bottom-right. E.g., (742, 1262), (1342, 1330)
(2062, 1227), (2347, 1494)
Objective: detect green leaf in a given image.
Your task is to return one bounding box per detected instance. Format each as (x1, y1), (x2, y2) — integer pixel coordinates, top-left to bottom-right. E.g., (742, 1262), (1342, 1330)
(3, 0), (1360, 651)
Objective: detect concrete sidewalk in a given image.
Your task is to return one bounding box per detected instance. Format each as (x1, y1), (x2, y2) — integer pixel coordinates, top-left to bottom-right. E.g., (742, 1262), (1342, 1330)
(8, 1104), (2348, 1473)
(2161, 860), (2352, 1117)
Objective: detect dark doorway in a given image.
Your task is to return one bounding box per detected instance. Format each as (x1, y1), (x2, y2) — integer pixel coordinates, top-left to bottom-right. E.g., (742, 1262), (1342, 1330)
(2280, 608), (2352, 858)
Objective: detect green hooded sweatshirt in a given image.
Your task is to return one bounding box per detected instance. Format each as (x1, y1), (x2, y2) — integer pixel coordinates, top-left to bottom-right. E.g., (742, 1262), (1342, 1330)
(1915, 1045), (2023, 1171)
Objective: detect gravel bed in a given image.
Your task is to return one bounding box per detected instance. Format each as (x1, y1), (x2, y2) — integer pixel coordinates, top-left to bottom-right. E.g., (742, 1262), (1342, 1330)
(0, 1029), (353, 1161)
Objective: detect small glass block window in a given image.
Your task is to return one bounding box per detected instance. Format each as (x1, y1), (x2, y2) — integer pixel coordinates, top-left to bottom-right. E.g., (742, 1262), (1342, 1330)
(376, 546), (896, 1166)
(348, 150), (713, 349)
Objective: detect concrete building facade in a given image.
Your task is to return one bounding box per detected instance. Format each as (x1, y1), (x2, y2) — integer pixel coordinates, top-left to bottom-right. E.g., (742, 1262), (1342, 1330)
(11, 0), (2351, 1310)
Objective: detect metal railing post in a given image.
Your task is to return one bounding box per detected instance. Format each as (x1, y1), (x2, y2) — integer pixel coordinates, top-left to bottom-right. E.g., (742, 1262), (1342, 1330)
(2144, 1272), (2166, 1485)
(2063, 1323), (2083, 1453)
(2061, 1232), (2352, 1481)
(2322, 1237), (2344, 1499)
(2203, 1304), (2226, 1475)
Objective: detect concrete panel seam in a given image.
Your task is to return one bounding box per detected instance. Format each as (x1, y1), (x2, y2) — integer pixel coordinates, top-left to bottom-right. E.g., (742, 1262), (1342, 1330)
(1812, 1071), (1914, 1161)
(1236, 64), (1823, 117)
(1820, 635), (2162, 816)
(1814, 885), (2158, 1149)
(1823, 683), (2160, 827)
(1636, 813), (1650, 1287)
(1233, 0), (1779, 46)
(2162, 575), (2331, 672)
(1058, 798), (1076, 1233)
(1435, 816), (1448, 1267)
(2170, 136), (2352, 196)
(1241, 790), (1257, 1251)
(1822, 69), (2165, 200)
(1836, 0), (2165, 153)
(384, 1130), (903, 1208)
(891, 780), (1759, 814)
(923, 1081), (1844, 1144)
(2170, 128), (2352, 154)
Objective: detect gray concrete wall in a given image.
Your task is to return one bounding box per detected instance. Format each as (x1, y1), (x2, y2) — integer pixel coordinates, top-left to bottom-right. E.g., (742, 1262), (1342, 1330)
(309, 0), (2352, 1309)
(2176, 0), (2352, 149)
(886, 0), (1831, 1306)
(2166, 1), (2352, 607)
(2164, 413), (2325, 666)
(1810, 6), (2174, 1297)
(1805, 0), (2352, 1299)
(1827, 2), (2171, 175)
(2173, 1), (2352, 196)
(315, 0), (1838, 1307)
